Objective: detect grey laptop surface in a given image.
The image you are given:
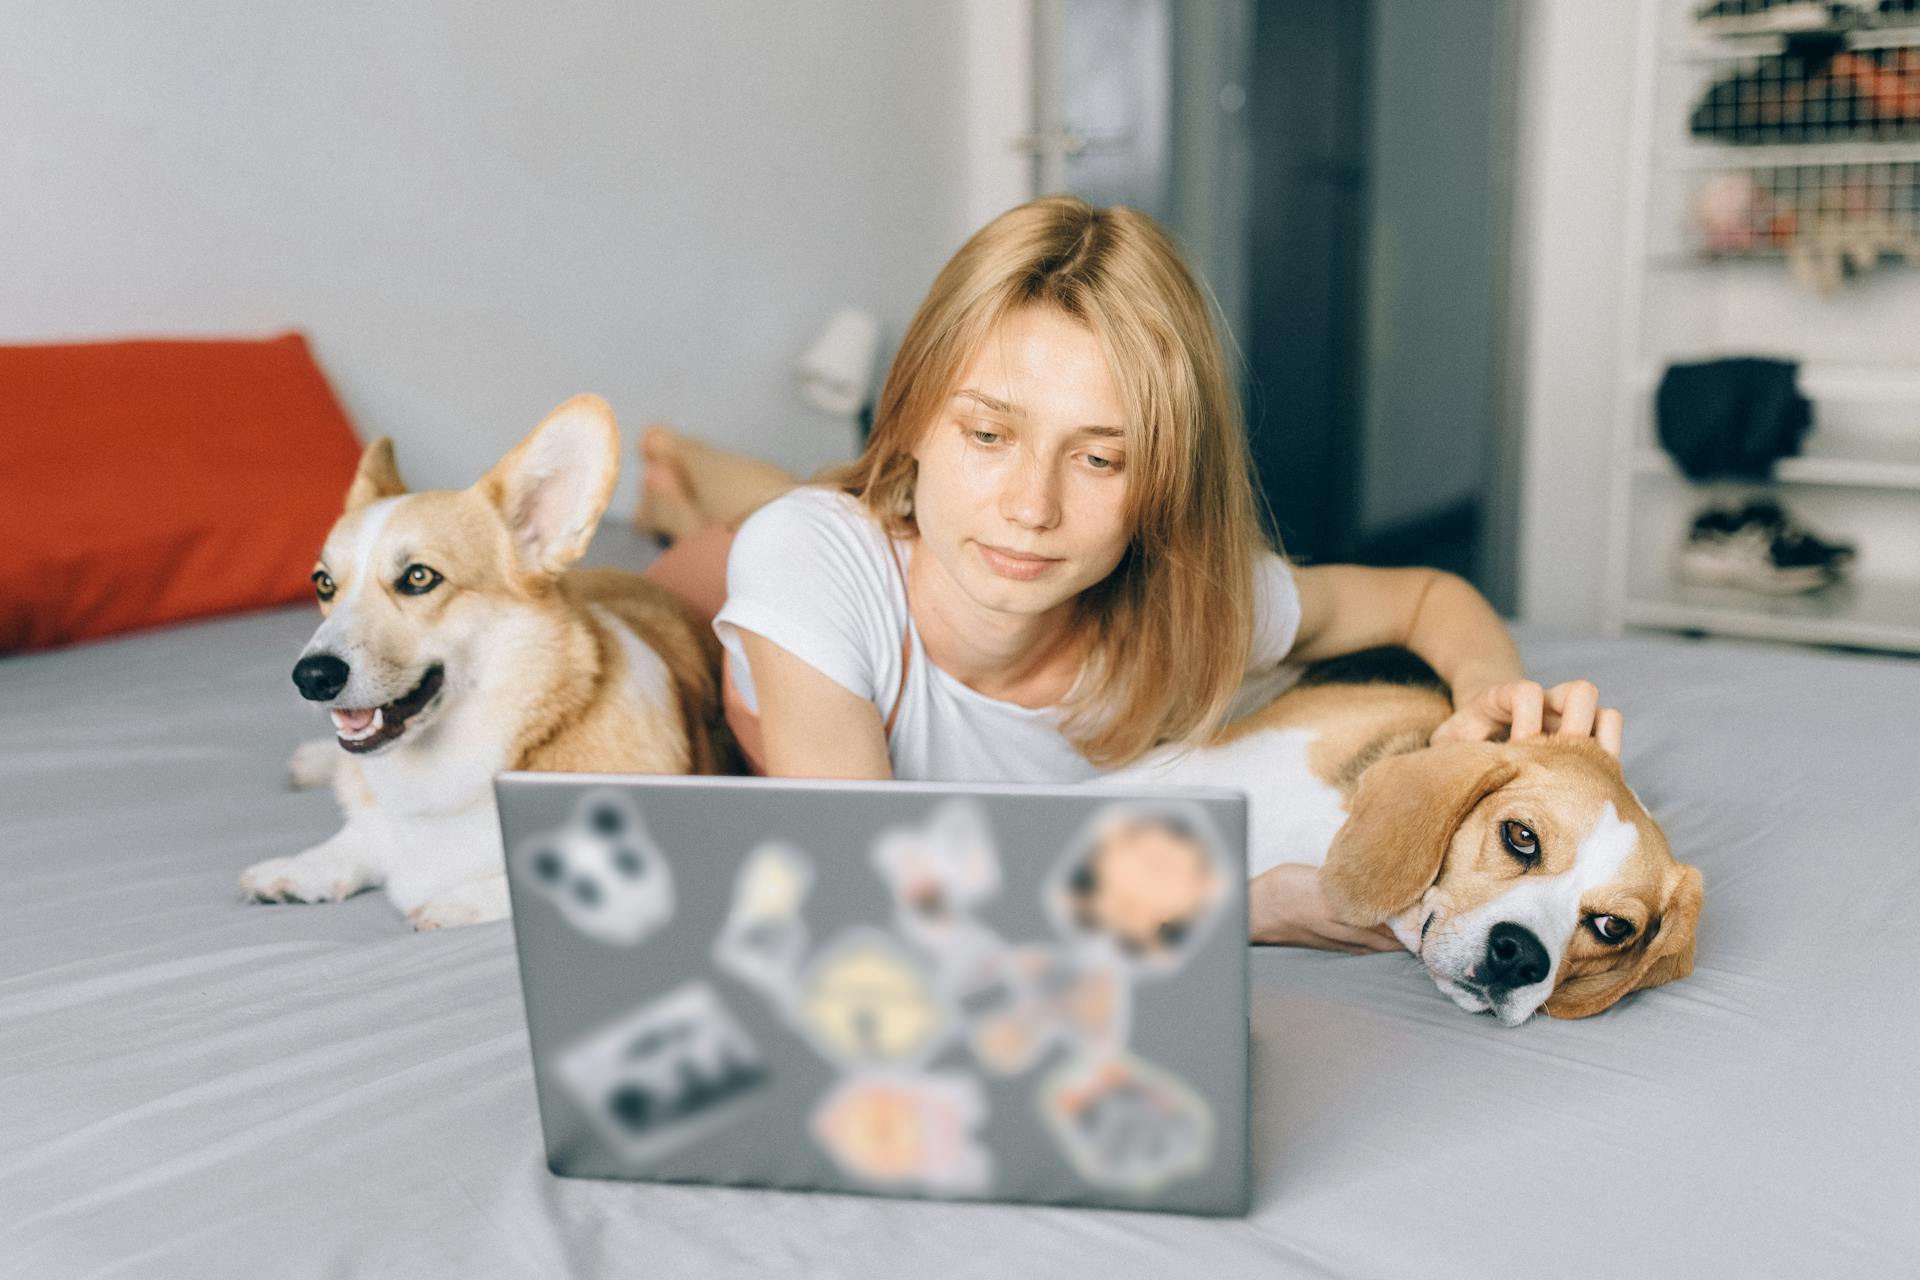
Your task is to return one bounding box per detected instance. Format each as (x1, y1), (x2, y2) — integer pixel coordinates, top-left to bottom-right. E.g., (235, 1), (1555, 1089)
(496, 773), (1250, 1216)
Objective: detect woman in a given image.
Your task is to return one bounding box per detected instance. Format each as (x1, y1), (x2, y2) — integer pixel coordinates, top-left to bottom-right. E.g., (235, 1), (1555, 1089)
(640, 195), (1622, 954)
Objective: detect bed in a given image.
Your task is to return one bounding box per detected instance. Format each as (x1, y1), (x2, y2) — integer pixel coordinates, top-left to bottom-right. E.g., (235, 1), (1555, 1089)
(3, 524), (1915, 1278)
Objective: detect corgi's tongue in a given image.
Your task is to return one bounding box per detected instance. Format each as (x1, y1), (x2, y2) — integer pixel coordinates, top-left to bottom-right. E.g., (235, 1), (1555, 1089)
(331, 707), (377, 734)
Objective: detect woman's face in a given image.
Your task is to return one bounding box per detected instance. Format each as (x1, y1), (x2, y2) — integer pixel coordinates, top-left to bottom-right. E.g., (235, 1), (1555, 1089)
(909, 306), (1133, 620)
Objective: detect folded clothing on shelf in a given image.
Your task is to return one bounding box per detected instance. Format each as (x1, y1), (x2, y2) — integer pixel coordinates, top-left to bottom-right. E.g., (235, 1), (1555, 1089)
(1657, 357), (1815, 481)
(1687, 163), (1920, 288)
(1677, 497), (1858, 593)
(1689, 43), (1920, 143)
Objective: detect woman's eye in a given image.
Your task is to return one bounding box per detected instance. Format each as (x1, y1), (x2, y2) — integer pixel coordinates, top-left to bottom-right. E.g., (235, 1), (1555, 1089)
(1588, 914), (1636, 945)
(1500, 820), (1540, 866)
(312, 571), (336, 601)
(396, 564), (443, 596)
(1084, 453), (1121, 472)
(967, 426), (1003, 446)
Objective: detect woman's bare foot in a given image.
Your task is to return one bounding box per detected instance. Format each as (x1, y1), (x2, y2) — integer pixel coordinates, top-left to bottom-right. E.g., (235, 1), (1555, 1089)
(635, 427), (704, 540)
(635, 426), (800, 535)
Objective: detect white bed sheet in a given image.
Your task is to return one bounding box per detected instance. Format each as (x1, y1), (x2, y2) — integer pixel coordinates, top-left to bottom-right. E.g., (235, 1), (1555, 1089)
(2, 535), (1915, 1278)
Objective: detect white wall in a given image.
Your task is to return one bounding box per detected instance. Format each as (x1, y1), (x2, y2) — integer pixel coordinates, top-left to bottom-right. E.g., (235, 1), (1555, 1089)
(1510, 0), (1641, 631)
(1, 1), (989, 512)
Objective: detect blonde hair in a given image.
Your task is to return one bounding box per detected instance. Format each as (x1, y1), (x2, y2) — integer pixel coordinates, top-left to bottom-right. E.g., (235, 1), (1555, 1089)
(825, 195), (1273, 768)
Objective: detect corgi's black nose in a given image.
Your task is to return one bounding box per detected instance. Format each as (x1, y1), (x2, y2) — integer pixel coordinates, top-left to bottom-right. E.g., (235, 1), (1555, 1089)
(1484, 922), (1549, 990)
(292, 653), (350, 701)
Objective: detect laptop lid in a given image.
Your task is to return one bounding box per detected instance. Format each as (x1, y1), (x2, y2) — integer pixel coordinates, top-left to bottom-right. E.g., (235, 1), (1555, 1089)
(497, 773), (1250, 1216)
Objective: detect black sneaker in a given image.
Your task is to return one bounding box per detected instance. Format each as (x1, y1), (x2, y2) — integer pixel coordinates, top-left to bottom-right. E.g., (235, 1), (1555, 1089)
(1677, 499), (1856, 593)
(1731, 498), (1859, 569)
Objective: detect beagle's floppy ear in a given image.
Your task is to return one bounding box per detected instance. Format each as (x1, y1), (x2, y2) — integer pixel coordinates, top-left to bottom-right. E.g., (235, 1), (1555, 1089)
(344, 437), (406, 513)
(1319, 742), (1520, 926)
(1543, 862), (1703, 1020)
(478, 394), (621, 575)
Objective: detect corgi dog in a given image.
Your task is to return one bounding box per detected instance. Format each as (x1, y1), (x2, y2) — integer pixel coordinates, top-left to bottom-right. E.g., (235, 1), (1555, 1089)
(239, 395), (733, 930)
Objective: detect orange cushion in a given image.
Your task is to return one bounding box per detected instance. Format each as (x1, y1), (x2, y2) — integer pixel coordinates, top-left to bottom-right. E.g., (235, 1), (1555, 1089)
(0, 332), (365, 652)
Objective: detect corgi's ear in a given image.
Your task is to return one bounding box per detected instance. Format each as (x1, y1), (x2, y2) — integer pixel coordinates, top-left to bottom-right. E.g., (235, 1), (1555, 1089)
(344, 438), (406, 512)
(478, 395), (621, 574)
(1319, 742), (1519, 926)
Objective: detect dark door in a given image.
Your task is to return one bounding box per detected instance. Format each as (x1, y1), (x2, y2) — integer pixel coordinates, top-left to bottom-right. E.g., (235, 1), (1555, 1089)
(1242, 0), (1372, 564)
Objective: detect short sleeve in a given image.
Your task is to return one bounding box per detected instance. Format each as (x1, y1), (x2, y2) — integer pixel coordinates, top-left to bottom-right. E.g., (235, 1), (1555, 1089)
(1247, 551), (1303, 671)
(712, 488), (905, 715)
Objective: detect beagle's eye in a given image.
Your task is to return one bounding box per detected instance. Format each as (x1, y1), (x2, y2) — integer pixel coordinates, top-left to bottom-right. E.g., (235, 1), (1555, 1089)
(1500, 820), (1540, 867)
(396, 564), (443, 596)
(1588, 914), (1636, 945)
(312, 570), (336, 602)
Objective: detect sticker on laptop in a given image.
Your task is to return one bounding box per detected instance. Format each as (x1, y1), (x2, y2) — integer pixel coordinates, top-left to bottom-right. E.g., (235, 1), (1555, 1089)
(1043, 800), (1232, 977)
(511, 789), (675, 947)
(960, 946), (1132, 1076)
(870, 800), (1009, 991)
(713, 841), (814, 1008)
(550, 982), (766, 1165)
(811, 1070), (993, 1194)
(797, 928), (954, 1069)
(1039, 1052), (1213, 1193)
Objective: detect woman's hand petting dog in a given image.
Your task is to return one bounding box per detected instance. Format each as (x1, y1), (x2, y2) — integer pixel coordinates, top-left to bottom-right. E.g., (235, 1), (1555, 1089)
(1431, 677), (1625, 757)
(1248, 863), (1402, 953)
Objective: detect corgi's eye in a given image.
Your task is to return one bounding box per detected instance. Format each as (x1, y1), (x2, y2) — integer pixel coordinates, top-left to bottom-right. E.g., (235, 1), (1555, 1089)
(1587, 914), (1636, 945)
(312, 570), (336, 602)
(1500, 820), (1540, 868)
(396, 564), (443, 596)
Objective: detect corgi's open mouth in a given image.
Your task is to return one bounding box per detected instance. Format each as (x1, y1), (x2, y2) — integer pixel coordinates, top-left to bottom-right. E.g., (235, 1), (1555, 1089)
(330, 665), (446, 754)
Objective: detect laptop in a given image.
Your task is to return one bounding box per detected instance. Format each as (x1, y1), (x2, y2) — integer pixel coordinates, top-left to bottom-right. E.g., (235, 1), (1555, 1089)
(495, 773), (1250, 1216)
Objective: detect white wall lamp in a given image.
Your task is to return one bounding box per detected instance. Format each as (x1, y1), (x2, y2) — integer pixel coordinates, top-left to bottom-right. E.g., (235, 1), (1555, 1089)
(795, 306), (882, 448)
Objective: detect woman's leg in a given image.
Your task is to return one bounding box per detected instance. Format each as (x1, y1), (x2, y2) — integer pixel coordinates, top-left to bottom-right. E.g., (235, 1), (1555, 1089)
(634, 425), (800, 539)
(640, 525), (733, 625)
(640, 525), (768, 774)
(635, 428), (802, 775)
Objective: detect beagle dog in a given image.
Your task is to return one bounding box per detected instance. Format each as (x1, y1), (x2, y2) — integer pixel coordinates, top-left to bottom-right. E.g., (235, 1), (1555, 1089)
(1112, 648), (1703, 1025)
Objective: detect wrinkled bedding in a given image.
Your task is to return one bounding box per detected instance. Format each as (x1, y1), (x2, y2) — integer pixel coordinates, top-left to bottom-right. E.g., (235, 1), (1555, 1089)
(2, 528), (1915, 1278)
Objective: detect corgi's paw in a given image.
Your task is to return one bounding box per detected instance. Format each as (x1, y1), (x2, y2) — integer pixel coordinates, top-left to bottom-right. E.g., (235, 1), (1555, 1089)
(239, 843), (377, 905)
(407, 875), (511, 932)
(286, 738), (341, 791)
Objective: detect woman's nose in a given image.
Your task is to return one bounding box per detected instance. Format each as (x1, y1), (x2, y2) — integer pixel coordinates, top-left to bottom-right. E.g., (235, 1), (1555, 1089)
(998, 454), (1061, 530)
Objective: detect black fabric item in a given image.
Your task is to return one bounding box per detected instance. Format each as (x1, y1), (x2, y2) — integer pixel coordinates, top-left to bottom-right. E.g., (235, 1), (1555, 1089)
(1655, 358), (1814, 482)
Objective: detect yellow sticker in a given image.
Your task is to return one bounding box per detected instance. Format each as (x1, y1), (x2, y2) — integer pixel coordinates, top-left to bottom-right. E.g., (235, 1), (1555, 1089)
(800, 930), (950, 1066)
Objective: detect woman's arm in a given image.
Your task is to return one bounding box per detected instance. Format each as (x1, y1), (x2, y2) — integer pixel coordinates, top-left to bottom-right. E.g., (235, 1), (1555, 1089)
(1249, 864), (1402, 952)
(734, 629), (894, 780)
(1288, 564), (1622, 754)
(1245, 563), (1622, 956)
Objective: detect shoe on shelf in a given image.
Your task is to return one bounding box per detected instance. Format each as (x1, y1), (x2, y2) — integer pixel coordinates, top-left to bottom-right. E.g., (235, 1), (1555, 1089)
(1676, 498), (1858, 594)
(1694, 0), (1865, 35)
(1877, 0), (1920, 29)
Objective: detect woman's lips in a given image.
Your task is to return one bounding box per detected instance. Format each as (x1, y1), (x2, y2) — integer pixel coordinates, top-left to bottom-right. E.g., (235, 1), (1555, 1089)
(973, 541), (1063, 580)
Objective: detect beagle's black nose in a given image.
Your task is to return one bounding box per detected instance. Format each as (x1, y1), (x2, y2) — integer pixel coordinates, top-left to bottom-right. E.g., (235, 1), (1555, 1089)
(292, 653), (350, 702)
(1484, 922), (1550, 990)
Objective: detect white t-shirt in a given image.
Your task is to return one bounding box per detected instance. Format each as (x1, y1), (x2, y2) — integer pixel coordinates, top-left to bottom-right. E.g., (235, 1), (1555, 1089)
(712, 487), (1303, 783)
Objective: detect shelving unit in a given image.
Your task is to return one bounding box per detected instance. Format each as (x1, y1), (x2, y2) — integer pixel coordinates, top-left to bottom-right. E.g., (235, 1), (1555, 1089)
(1604, 0), (1920, 656)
